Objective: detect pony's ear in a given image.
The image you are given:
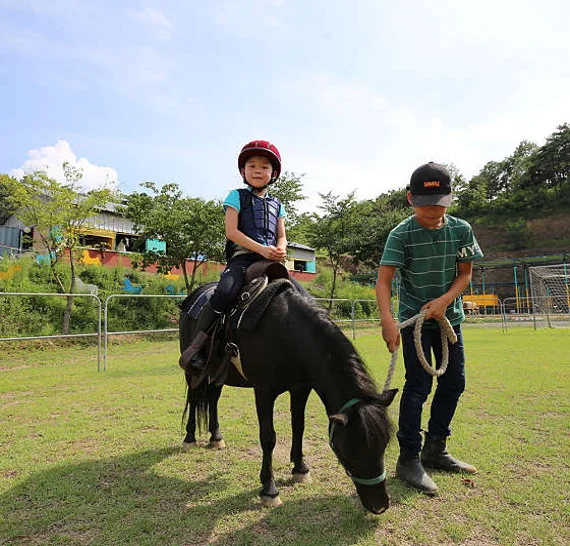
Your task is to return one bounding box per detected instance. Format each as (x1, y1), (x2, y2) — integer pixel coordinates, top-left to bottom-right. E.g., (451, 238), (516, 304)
(330, 413), (349, 426)
(379, 389), (398, 407)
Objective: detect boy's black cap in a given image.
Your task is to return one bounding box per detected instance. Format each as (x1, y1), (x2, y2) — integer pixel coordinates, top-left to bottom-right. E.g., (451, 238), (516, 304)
(409, 162), (453, 207)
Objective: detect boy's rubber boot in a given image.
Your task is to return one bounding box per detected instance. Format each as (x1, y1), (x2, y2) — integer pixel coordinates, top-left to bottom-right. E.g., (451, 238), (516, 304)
(421, 434), (478, 474)
(179, 302), (218, 371)
(396, 450), (438, 495)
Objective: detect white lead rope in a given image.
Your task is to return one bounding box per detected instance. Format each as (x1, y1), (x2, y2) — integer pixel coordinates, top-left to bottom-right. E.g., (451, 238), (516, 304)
(382, 309), (457, 392)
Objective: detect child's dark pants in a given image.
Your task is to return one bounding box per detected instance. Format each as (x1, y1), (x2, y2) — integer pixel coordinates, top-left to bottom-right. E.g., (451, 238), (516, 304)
(397, 324), (466, 454)
(209, 254), (265, 313)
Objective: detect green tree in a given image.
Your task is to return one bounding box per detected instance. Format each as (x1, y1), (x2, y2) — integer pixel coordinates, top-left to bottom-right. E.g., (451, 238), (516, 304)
(2, 165), (118, 333)
(287, 212), (316, 246)
(454, 139), (544, 220)
(307, 191), (361, 305)
(498, 140), (541, 214)
(528, 123), (570, 205)
(351, 193), (409, 268)
(379, 187), (409, 210)
(0, 174), (17, 225)
(268, 171), (307, 241)
(123, 182), (225, 291)
(503, 141), (538, 190)
(453, 173), (488, 218)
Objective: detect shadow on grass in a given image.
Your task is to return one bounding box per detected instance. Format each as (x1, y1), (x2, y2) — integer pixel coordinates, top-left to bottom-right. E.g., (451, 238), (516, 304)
(1, 447), (395, 546)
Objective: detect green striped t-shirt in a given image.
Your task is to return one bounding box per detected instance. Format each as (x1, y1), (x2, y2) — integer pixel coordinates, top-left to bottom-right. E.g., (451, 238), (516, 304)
(380, 215), (483, 328)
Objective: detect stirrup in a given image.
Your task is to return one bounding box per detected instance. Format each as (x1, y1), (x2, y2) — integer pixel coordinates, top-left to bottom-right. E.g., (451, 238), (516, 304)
(179, 331), (209, 370)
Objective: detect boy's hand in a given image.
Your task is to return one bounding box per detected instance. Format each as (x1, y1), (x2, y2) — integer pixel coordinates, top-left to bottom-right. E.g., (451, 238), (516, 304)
(422, 296), (449, 321)
(381, 320), (400, 353)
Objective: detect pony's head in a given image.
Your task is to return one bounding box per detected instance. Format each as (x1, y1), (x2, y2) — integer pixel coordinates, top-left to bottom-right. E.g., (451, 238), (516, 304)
(329, 389), (398, 514)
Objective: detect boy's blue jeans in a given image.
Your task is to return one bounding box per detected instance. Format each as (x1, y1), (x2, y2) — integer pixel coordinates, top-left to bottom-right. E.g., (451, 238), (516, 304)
(397, 324), (466, 454)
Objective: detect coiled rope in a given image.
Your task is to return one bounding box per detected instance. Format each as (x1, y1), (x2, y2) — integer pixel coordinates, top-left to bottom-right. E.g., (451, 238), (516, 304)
(382, 309), (457, 392)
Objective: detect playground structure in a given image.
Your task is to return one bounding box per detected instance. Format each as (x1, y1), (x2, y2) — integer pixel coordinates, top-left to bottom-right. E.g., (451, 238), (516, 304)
(529, 264), (570, 324)
(80, 249), (102, 266)
(75, 276), (99, 296)
(462, 294), (499, 314)
(123, 277), (143, 294)
(467, 253), (569, 314)
(35, 251), (57, 265)
(0, 263), (22, 280)
(166, 284), (185, 295)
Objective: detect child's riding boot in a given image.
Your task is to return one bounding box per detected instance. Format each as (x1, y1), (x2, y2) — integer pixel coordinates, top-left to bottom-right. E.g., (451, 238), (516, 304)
(421, 434), (477, 474)
(396, 448), (438, 495)
(184, 302), (219, 371)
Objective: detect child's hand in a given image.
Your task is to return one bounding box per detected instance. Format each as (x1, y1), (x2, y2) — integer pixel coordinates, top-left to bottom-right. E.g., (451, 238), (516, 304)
(422, 297), (449, 321)
(263, 245), (286, 261)
(274, 246), (287, 261)
(381, 320), (400, 353)
(260, 246), (276, 260)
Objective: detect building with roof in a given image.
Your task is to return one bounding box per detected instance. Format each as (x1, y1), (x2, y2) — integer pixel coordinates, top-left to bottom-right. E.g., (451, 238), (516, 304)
(0, 204), (317, 279)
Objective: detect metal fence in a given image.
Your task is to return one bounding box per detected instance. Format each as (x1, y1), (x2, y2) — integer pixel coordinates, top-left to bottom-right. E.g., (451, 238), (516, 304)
(3, 292), (569, 372)
(503, 296), (570, 329)
(0, 292), (103, 370)
(103, 293), (185, 371)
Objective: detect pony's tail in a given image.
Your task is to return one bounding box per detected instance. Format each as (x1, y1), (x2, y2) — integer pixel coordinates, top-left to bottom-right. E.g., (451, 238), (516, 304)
(182, 379), (209, 435)
(194, 381), (209, 434)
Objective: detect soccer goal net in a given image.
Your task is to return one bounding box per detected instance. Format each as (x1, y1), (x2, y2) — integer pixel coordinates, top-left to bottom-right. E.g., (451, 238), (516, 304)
(529, 264), (570, 327)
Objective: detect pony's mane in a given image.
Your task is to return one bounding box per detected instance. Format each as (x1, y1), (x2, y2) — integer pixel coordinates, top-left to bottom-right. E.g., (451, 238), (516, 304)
(358, 399), (394, 446)
(290, 290), (393, 444)
(294, 291), (379, 399)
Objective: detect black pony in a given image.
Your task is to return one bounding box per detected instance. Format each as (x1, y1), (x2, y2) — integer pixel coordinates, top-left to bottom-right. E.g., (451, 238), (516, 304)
(178, 279), (397, 514)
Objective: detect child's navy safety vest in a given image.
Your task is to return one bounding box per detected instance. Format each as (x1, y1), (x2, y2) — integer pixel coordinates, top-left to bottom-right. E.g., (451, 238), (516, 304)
(225, 188), (281, 261)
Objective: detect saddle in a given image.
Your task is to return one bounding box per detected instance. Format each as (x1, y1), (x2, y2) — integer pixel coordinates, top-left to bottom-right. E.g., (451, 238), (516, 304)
(181, 260), (292, 388)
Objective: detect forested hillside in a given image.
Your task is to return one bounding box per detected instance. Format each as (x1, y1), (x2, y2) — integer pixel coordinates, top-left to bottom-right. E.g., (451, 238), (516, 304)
(472, 213), (570, 257)
(451, 123), (570, 255)
(293, 123), (570, 271)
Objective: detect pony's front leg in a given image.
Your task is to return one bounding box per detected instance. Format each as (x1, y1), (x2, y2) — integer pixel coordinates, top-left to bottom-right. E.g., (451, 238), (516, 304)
(207, 384), (225, 449)
(290, 385), (312, 484)
(254, 389), (282, 507)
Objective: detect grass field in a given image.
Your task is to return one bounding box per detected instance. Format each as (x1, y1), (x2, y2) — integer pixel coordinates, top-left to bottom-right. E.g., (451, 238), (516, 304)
(1, 327), (569, 546)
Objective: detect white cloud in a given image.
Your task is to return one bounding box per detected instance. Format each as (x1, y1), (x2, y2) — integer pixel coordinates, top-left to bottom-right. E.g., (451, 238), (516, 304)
(10, 141), (118, 191)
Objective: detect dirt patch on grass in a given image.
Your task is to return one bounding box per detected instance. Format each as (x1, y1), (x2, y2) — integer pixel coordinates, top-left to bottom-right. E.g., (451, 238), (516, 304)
(0, 363), (33, 372)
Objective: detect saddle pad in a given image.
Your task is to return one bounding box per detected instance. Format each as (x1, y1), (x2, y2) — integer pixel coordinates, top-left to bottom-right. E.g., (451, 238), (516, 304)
(236, 278), (293, 332)
(186, 285), (216, 319)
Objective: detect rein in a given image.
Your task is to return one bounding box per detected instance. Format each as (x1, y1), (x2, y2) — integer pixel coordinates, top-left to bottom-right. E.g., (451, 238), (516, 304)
(382, 309), (457, 392)
(329, 398), (387, 486)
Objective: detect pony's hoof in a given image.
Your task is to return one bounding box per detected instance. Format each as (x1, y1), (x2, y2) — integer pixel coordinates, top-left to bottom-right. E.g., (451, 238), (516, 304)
(292, 471), (312, 484)
(260, 495), (283, 508)
(182, 441), (198, 451)
(208, 439), (226, 450)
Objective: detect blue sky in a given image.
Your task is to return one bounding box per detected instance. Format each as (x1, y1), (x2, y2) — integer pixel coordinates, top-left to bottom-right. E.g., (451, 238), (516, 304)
(1, 0), (569, 212)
